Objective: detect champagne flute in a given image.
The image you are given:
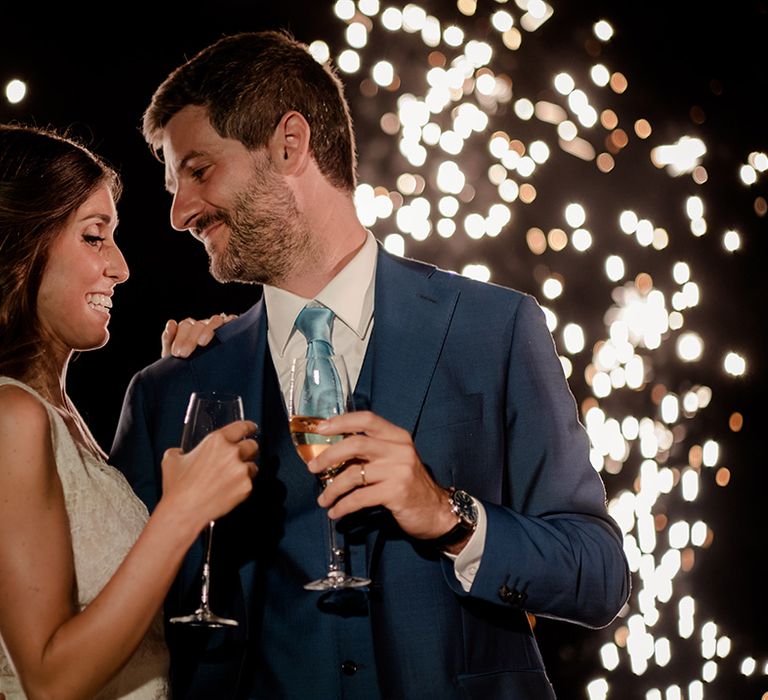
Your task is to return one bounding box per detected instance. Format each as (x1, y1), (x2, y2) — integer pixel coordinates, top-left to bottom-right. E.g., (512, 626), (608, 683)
(170, 391), (244, 627)
(288, 355), (371, 590)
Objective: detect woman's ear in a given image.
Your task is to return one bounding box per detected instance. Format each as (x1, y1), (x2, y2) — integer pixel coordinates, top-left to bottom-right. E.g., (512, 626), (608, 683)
(269, 111), (311, 175)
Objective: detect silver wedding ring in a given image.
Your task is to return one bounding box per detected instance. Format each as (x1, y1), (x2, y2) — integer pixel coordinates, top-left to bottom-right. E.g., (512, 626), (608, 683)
(360, 465), (367, 487)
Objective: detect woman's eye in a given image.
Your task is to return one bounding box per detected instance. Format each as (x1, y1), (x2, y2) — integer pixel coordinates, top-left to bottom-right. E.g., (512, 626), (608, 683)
(83, 234), (105, 247)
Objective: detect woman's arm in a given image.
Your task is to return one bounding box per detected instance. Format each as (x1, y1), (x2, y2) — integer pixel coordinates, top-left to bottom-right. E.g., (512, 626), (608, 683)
(0, 385), (256, 700)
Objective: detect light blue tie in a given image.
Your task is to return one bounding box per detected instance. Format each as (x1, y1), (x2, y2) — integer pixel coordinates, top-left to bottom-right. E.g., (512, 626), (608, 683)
(294, 305), (342, 417)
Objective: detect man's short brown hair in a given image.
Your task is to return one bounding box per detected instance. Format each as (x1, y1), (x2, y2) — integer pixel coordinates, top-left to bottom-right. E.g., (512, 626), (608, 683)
(143, 30), (357, 192)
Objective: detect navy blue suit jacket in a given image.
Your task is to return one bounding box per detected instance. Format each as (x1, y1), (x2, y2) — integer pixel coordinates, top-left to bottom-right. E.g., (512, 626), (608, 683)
(111, 248), (629, 699)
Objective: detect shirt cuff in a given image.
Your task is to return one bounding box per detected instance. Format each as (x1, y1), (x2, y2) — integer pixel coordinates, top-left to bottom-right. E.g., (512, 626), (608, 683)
(443, 497), (487, 592)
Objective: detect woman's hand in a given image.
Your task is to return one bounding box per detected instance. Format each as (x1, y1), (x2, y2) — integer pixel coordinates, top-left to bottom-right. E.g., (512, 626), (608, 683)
(161, 313), (237, 358)
(160, 419), (258, 531)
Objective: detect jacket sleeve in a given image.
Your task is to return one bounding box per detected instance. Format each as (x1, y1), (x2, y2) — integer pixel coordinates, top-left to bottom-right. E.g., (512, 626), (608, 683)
(443, 294), (630, 628)
(110, 371), (165, 512)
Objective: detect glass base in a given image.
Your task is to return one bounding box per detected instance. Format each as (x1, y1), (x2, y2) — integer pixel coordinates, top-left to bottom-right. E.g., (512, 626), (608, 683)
(304, 572), (371, 591)
(169, 607), (238, 628)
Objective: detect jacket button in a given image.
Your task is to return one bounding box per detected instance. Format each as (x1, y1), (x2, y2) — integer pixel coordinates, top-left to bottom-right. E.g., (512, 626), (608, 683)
(498, 584), (528, 607)
(341, 660), (359, 676)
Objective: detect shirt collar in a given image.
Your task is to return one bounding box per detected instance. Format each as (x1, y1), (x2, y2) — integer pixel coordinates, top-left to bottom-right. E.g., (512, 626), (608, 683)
(263, 230), (378, 357)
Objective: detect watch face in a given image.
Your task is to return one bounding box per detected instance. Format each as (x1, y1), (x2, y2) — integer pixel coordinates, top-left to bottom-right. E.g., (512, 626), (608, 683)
(451, 489), (477, 524)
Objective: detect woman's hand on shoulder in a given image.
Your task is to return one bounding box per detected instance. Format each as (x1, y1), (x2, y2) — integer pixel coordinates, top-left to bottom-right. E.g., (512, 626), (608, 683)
(159, 420), (258, 532)
(161, 313), (237, 359)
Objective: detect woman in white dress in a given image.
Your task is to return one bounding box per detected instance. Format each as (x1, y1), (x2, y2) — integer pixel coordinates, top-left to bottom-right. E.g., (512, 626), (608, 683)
(0, 124), (258, 699)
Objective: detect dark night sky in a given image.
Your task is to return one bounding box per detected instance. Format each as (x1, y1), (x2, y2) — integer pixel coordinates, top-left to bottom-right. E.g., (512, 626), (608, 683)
(2, 2), (766, 697)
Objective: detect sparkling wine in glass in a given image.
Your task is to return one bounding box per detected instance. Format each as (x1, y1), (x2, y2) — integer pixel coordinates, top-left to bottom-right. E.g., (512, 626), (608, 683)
(169, 391), (244, 627)
(288, 355), (371, 590)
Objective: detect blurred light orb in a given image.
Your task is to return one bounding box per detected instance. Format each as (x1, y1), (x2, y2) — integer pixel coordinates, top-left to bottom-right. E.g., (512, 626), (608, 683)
(587, 677), (610, 699)
(438, 195), (460, 217)
(543, 277), (563, 299)
(652, 136), (706, 175)
(517, 156), (536, 177)
(383, 233), (405, 256)
(443, 25), (464, 46)
(514, 98), (535, 120)
(739, 164), (758, 185)
(557, 120), (578, 141)
(334, 0), (355, 20)
(563, 323), (586, 353)
(437, 218), (456, 237)
(619, 210), (638, 234)
(542, 305), (558, 331)
(529, 140), (550, 163)
(660, 394), (679, 424)
(651, 227), (669, 250)
(676, 332), (704, 362)
(572, 228), (593, 251)
(476, 73), (497, 95)
(673, 261), (691, 284)
(741, 657), (757, 675)
(465, 40), (493, 67)
(358, 0), (380, 16)
(402, 3), (428, 32)
(436, 161), (465, 193)
(5, 79), (27, 104)
(372, 60), (395, 86)
(565, 202), (587, 227)
(594, 19), (614, 41)
(308, 41), (330, 63)
(591, 64), (610, 87)
(338, 49), (361, 73)
(605, 255), (625, 281)
(723, 229), (741, 252)
(686, 196), (704, 220)
(491, 10), (514, 32)
(749, 151), (768, 171)
(499, 178), (520, 202)
(702, 660), (718, 683)
(462, 263), (491, 281)
(724, 352), (746, 376)
(422, 16), (442, 48)
(381, 7), (403, 30)
(464, 213), (486, 239)
(554, 72), (575, 95)
(346, 22), (369, 48)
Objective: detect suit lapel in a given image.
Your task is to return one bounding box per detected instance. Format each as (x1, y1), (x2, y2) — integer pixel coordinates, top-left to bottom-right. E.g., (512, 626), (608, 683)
(370, 249), (459, 435)
(364, 250), (459, 577)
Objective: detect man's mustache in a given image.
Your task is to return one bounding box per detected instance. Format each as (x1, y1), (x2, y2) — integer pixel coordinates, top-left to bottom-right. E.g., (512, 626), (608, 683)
(192, 210), (229, 239)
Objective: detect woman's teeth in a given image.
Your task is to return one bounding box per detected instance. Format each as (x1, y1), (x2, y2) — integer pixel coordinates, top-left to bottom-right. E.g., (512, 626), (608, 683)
(86, 293), (112, 311)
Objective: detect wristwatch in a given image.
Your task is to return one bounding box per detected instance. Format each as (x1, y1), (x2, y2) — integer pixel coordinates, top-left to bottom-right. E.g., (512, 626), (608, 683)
(428, 487), (478, 549)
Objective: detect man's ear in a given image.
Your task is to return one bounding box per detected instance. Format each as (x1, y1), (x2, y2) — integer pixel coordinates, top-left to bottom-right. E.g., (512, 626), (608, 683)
(268, 111), (311, 175)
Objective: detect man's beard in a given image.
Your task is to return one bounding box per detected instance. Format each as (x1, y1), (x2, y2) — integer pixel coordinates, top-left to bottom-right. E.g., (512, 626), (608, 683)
(198, 163), (317, 286)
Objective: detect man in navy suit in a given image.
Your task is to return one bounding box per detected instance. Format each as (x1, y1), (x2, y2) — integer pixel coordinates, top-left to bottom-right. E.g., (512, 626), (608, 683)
(111, 30), (630, 699)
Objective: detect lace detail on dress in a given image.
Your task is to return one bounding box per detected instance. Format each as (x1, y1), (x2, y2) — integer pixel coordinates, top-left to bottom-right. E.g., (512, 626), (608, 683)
(0, 377), (169, 699)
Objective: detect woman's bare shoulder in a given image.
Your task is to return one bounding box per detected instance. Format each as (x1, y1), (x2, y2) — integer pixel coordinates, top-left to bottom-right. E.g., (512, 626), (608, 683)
(0, 384), (54, 480)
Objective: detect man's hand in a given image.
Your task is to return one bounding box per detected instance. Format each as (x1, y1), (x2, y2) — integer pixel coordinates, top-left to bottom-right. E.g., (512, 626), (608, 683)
(308, 411), (458, 542)
(161, 313), (237, 358)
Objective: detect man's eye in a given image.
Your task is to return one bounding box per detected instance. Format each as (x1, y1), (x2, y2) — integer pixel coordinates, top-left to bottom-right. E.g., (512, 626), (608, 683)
(191, 166), (208, 180)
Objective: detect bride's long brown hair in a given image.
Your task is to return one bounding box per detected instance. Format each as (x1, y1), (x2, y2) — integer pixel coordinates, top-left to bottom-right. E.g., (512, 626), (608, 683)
(0, 124), (122, 384)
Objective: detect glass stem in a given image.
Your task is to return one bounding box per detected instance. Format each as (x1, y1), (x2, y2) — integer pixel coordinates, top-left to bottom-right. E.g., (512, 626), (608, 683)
(324, 478), (344, 576)
(200, 520), (215, 609)
(327, 513), (345, 575)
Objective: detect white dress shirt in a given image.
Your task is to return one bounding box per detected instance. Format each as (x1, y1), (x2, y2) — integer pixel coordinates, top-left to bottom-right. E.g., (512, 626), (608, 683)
(262, 231), (485, 591)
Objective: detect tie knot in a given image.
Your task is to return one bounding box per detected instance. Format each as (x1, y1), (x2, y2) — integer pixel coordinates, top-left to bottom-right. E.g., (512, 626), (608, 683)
(295, 306), (335, 354)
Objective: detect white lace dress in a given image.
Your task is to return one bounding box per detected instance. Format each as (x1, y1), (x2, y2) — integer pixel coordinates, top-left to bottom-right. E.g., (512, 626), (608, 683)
(0, 377), (169, 699)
